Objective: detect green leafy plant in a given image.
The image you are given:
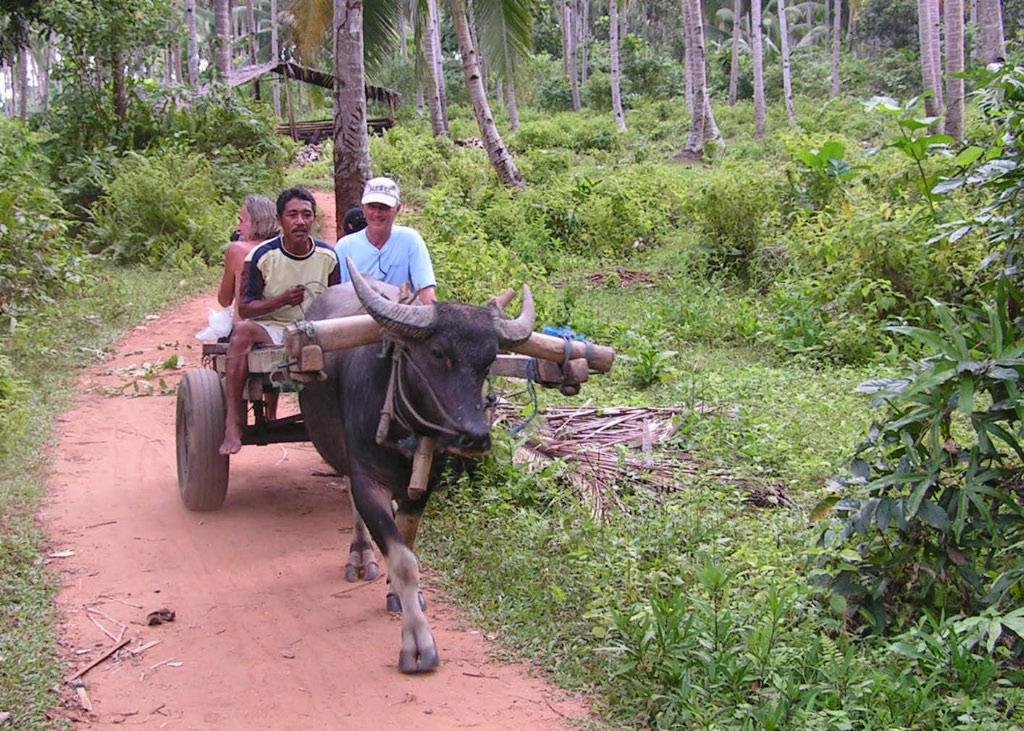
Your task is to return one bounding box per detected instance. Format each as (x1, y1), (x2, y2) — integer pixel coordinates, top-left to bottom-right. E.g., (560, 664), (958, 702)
(866, 95), (953, 216)
(815, 291), (1024, 628)
(791, 140), (862, 211)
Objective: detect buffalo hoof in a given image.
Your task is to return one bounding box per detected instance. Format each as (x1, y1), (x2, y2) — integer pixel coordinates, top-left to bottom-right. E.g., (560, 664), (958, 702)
(385, 592), (427, 613)
(399, 643), (439, 674)
(346, 561), (380, 582)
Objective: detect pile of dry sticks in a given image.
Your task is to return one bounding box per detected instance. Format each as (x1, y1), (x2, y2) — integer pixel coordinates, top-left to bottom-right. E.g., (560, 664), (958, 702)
(493, 402), (699, 520)
(493, 401), (793, 519)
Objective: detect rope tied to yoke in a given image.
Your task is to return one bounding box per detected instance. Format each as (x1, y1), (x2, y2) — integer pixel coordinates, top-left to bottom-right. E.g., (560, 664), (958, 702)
(375, 335), (462, 445)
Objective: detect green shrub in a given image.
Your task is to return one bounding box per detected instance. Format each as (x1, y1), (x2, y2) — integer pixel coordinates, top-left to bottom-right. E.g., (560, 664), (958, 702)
(0, 120), (86, 328)
(816, 295), (1024, 630)
(688, 163), (782, 279)
(87, 147), (235, 269)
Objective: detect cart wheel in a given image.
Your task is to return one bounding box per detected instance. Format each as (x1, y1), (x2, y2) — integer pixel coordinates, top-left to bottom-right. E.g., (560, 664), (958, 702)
(176, 369), (229, 511)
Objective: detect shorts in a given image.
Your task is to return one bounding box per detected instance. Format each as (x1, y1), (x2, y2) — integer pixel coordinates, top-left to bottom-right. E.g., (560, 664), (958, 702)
(254, 322), (285, 346)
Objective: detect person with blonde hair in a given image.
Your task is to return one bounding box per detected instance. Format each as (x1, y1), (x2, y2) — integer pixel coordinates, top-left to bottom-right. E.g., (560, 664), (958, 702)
(217, 195), (281, 314)
(215, 195), (283, 425)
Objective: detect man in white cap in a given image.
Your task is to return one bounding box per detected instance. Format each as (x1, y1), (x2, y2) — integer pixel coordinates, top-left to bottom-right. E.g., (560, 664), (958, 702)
(335, 176), (437, 304)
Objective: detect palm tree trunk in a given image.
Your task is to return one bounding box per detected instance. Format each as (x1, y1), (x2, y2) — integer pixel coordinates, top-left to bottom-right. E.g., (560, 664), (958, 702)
(186, 0), (200, 87)
(675, 0), (707, 160)
(610, 0), (627, 131)
(112, 49), (127, 121)
(214, 0), (232, 80)
(421, 3), (449, 136)
(728, 0), (741, 106)
(18, 45), (28, 122)
(979, 0), (1005, 63)
(429, 0), (450, 126)
(271, 0), (281, 115)
(399, 0), (408, 59)
(333, 0), (373, 221)
(918, 0), (942, 119)
(581, 0), (589, 85)
(929, 0), (944, 112)
(684, 9), (693, 113)
(42, 32), (54, 113)
(506, 68), (520, 131)
(561, 0), (570, 77)
(246, 0), (259, 97)
(970, 0), (979, 59)
(752, 0), (766, 138)
(779, 0), (795, 124)
(568, 0), (582, 111)
(466, 0), (488, 98)
(831, 0), (841, 97)
(945, 0), (965, 143)
(449, 0), (523, 187)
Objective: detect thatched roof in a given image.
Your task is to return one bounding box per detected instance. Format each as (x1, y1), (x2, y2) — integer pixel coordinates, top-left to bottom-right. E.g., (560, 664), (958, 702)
(222, 61), (401, 107)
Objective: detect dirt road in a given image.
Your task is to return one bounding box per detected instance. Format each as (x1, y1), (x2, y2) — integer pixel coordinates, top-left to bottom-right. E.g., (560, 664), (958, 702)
(40, 195), (591, 729)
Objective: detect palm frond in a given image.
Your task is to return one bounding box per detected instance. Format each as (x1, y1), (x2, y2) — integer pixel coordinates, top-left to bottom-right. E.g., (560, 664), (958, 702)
(473, 0), (534, 78)
(364, 0), (402, 72)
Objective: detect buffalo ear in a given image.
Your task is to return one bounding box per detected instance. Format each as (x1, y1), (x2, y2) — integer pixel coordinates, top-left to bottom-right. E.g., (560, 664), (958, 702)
(488, 289), (516, 311)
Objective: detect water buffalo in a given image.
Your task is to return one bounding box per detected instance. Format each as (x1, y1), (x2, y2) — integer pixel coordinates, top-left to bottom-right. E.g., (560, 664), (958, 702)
(298, 259), (534, 673)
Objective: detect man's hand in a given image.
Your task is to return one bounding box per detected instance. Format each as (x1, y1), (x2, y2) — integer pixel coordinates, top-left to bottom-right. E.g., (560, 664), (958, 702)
(280, 286), (305, 307)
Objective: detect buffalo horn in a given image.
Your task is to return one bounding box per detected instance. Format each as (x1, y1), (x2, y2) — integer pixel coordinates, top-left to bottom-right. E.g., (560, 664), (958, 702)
(345, 257), (436, 339)
(493, 285), (535, 347)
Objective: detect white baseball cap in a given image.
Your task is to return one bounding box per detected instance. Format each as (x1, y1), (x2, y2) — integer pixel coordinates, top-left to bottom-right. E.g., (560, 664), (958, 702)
(361, 177), (400, 208)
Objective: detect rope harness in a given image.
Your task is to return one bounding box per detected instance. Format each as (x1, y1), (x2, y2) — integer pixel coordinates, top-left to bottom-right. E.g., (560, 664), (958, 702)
(375, 336), (464, 446)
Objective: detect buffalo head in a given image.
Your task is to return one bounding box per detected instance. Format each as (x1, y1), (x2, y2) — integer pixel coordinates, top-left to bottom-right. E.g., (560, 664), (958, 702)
(346, 257), (534, 456)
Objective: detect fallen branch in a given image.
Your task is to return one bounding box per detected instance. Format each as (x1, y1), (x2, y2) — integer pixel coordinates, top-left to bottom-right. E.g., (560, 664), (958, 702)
(65, 638), (131, 683)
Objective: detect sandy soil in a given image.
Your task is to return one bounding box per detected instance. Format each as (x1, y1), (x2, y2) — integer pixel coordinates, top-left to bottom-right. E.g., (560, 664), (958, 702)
(39, 193), (592, 729)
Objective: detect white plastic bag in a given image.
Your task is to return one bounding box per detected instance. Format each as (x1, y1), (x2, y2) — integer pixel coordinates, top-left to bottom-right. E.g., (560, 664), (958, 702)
(195, 307), (234, 341)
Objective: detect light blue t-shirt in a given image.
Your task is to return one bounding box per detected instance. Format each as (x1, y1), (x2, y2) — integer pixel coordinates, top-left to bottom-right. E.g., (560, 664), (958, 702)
(335, 225), (437, 292)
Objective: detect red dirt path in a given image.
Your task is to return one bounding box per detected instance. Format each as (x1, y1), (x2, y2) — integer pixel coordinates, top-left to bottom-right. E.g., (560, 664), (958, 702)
(40, 192), (592, 729)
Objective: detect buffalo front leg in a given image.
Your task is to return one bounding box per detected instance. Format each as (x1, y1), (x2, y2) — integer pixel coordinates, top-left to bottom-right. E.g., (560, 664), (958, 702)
(386, 504), (426, 612)
(351, 475), (438, 673)
(388, 542), (439, 673)
(345, 491), (380, 582)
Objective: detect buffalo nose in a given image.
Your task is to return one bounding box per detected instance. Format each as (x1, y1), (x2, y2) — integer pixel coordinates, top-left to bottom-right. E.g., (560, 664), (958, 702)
(456, 430), (491, 454)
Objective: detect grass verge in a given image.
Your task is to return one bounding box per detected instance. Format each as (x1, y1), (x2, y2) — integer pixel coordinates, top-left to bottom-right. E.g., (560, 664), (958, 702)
(0, 265), (215, 729)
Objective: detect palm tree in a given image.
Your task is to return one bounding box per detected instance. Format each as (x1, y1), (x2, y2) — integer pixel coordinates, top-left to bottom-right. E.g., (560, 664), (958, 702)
(728, 0), (742, 106)
(271, 0), (281, 114)
(779, 0), (795, 124)
(979, 0), (1005, 64)
(450, 0), (523, 186)
(185, 0), (200, 87)
(945, 0), (964, 143)
(418, 0), (450, 136)
(333, 0), (373, 216)
(675, 0), (722, 160)
(476, 0), (532, 131)
(609, 0), (626, 130)
(917, 0), (942, 120)
(830, 0), (841, 97)
(752, 0), (766, 138)
(18, 43), (28, 122)
(928, 0), (944, 111)
(567, 0), (581, 111)
(214, 0), (231, 79)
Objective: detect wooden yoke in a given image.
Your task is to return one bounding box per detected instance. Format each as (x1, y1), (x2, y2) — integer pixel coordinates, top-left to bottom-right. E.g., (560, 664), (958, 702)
(285, 316), (615, 375)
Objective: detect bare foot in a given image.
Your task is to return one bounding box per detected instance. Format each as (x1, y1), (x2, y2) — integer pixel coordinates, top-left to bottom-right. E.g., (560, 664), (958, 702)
(219, 428), (242, 456)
